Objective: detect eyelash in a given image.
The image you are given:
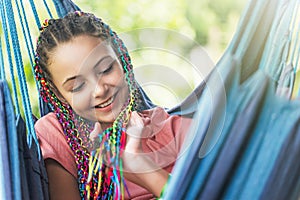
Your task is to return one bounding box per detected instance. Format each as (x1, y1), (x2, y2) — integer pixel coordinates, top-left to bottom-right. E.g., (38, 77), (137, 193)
(70, 82), (85, 93)
(100, 61), (114, 74)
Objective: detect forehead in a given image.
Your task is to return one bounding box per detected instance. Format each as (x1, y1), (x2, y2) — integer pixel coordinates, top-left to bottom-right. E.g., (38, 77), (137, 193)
(48, 35), (116, 78)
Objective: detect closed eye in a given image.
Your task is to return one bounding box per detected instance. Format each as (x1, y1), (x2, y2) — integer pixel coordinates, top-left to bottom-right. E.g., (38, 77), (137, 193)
(99, 60), (115, 74)
(70, 82), (85, 93)
(102, 64), (113, 74)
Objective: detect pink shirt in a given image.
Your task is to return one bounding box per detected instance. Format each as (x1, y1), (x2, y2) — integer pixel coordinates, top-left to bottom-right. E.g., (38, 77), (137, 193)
(35, 107), (191, 199)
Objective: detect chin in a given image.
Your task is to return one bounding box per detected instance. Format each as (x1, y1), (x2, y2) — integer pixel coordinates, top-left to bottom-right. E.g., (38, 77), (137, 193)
(95, 111), (118, 124)
(97, 117), (115, 124)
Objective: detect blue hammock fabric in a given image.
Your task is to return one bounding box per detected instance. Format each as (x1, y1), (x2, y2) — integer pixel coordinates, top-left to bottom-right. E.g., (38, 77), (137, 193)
(16, 115), (49, 200)
(163, 0), (300, 199)
(0, 81), (13, 200)
(52, 0), (80, 18)
(0, 80), (49, 200)
(0, 81), (20, 200)
(164, 47), (300, 200)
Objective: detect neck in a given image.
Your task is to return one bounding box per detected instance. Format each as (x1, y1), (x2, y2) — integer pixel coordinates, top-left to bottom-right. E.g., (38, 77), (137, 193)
(100, 122), (113, 131)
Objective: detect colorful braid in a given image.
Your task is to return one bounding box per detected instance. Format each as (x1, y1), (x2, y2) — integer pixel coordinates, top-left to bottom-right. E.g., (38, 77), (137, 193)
(34, 11), (138, 200)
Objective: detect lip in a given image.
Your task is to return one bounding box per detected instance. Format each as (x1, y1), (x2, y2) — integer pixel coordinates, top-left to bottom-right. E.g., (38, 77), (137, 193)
(92, 92), (118, 112)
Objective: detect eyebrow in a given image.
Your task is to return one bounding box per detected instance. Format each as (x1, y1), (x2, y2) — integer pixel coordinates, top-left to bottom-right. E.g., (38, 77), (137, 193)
(62, 75), (80, 86)
(62, 55), (111, 86)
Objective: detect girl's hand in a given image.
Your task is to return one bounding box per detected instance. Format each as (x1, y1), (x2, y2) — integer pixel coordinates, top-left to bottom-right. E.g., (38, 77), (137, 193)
(89, 112), (168, 197)
(125, 111), (144, 154)
(123, 111), (169, 197)
(89, 122), (102, 141)
(122, 111), (145, 173)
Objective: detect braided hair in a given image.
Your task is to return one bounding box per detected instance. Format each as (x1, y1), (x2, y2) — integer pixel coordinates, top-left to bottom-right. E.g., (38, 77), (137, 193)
(34, 11), (141, 199)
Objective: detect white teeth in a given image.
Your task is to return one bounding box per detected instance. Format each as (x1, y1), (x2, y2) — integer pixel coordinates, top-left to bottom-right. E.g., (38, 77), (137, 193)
(96, 96), (114, 108)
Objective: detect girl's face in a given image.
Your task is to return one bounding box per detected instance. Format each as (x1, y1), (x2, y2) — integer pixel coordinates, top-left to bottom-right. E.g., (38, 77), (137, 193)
(48, 35), (129, 124)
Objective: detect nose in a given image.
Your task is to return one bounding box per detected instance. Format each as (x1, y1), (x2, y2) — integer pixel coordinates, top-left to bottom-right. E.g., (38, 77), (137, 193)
(92, 79), (107, 98)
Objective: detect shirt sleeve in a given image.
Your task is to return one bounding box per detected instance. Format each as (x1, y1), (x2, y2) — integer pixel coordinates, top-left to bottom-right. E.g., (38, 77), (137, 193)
(34, 113), (77, 179)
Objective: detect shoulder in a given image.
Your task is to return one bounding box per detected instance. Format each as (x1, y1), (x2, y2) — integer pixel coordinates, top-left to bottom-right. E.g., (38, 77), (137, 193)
(34, 112), (66, 148)
(34, 112), (66, 153)
(35, 112), (77, 178)
(35, 112), (62, 134)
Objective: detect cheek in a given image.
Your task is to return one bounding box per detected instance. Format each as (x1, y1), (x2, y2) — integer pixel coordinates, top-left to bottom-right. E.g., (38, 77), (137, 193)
(67, 90), (91, 112)
(107, 68), (126, 88)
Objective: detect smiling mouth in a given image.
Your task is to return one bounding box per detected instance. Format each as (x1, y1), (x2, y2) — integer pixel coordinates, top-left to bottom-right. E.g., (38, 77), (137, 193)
(95, 96), (115, 108)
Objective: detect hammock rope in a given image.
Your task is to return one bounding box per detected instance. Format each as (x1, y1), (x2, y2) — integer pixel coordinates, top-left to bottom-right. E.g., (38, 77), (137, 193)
(0, 38), (5, 79)
(15, 0), (35, 68)
(42, 0), (54, 19)
(1, 0), (39, 152)
(0, 0), (20, 115)
(28, 0), (41, 28)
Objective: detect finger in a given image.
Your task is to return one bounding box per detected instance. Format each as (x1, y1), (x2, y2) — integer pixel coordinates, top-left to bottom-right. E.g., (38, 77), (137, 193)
(89, 122), (102, 141)
(127, 112), (144, 137)
(130, 111), (144, 128)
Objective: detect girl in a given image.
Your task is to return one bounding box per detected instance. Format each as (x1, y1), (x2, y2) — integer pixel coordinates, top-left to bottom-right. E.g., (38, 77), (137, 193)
(34, 11), (191, 199)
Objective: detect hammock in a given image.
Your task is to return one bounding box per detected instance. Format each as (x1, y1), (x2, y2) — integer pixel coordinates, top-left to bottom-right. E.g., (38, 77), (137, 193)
(0, 0), (299, 199)
(164, 0), (300, 199)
